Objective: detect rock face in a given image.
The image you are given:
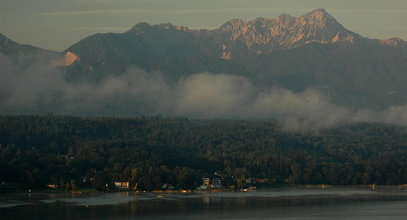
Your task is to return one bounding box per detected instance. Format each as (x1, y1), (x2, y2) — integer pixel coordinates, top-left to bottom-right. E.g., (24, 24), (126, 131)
(63, 52), (80, 66)
(203, 8), (361, 59)
(184, 8), (404, 60)
(380, 37), (407, 47)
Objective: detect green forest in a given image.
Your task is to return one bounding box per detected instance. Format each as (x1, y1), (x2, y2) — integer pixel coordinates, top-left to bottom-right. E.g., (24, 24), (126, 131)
(1, 115), (407, 191)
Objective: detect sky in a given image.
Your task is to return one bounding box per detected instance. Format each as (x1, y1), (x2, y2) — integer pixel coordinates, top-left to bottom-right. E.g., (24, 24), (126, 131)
(1, 0), (406, 51)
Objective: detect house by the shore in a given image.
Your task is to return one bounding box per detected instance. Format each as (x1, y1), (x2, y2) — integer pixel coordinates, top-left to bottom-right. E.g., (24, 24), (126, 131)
(114, 181), (129, 189)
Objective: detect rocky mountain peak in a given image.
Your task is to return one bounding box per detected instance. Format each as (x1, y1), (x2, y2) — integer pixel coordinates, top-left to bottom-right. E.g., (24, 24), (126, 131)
(129, 22), (190, 34)
(303, 8), (331, 19)
(299, 8), (343, 30)
(210, 9), (354, 59)
(156, 23), (190, 31)
(219, 19), (246, 31)
(381, 37), (407, 47)
(128, 22), (152, 34)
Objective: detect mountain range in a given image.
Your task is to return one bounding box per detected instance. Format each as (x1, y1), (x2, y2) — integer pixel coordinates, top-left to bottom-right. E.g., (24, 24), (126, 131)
(1, 8), (407, 110)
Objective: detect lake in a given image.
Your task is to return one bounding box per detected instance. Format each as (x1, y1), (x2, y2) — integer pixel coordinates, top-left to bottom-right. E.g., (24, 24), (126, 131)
(2, 187), (407, 219)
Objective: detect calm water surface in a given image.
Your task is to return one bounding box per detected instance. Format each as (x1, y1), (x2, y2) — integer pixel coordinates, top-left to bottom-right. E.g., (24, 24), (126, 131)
(2, 187), (407, 219)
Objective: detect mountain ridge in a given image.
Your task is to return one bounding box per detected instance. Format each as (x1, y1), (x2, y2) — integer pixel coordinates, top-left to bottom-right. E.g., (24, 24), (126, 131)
(124, 8), (405, 61)
(62, 9), (407, 110)
(2, 9), (407, 111)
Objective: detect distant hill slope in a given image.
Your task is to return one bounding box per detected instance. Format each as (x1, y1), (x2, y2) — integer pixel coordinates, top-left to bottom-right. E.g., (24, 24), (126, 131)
(0, 33), (59, 66)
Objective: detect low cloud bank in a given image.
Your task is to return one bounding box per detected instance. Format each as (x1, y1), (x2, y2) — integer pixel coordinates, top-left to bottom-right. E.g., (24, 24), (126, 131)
(1, 54), (407, 132)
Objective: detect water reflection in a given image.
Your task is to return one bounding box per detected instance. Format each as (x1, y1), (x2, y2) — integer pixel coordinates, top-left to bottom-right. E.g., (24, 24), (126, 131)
(1, 187), (407, 219)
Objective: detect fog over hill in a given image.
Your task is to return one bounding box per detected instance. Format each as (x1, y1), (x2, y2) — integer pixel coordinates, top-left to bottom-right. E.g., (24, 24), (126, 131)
(1, 9), (407, 131)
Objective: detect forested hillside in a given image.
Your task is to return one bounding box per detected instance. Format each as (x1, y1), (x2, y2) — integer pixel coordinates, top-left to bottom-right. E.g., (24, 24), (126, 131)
(1, 115), (407, 191)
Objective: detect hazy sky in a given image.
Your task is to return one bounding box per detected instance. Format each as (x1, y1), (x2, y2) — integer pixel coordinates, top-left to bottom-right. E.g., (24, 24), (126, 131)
(1, 0), (406, 51)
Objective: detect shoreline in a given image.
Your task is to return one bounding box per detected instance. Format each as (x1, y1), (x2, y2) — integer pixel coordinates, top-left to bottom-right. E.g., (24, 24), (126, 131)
(3, 184), (407, 194)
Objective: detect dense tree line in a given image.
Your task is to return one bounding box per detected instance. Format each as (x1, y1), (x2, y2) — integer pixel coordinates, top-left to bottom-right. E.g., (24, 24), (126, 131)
(1, 115), (407, 191)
